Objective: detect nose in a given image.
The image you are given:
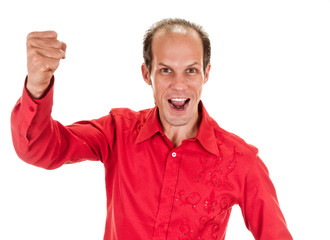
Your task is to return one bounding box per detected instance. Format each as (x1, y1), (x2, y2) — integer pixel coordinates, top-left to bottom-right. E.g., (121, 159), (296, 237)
(170, 73), (187, 91)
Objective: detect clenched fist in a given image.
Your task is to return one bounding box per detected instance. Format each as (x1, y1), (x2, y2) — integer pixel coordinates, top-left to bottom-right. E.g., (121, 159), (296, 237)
(26, 31), (66, 98)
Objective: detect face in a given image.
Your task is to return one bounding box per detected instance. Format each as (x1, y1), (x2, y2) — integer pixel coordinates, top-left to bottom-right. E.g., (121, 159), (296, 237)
(142, 30), (211, 130)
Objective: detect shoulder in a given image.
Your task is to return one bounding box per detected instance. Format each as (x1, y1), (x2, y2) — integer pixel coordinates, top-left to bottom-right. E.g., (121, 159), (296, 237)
(207, 118), (266, 179)
(110, 107), (150, 118)
(208, 116), (258, 157)
(109, 107), (153, 127)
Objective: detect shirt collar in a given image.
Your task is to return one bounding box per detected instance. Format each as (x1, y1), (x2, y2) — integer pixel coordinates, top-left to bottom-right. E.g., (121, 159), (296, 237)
(135, 102), (220, 157)
(195, 101), (221, 157)
(135, 106), (163, 144)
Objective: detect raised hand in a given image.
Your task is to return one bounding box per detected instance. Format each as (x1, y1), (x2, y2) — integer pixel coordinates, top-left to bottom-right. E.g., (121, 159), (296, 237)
(26, 31), (66, 98)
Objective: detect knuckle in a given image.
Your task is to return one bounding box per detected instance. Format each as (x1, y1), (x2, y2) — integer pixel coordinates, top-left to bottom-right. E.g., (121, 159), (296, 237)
(61, 42), (67, 51)
(50, 49), (64, 59)
(27, 38), (39, 48)
(26, 37), (33, 46)
(49, 30), (58, 38)
(58, 50), (65, 58)
(54, 40), (62, 49)
(27, 31), (36, 39)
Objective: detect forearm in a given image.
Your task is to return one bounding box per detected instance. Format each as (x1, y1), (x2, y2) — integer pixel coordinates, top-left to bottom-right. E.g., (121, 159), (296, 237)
(11, 77), (100, 169)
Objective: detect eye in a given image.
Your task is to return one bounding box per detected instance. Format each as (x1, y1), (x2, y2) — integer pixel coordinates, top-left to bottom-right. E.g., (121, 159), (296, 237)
(186, 68), (197, 74)
(160, 68), (172, 73)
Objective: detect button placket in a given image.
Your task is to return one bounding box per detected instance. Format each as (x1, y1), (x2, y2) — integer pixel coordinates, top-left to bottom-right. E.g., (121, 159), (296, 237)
(153, 149), (182, 239)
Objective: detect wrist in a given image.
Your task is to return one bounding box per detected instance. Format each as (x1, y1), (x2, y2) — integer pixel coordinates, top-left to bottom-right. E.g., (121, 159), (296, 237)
(25, 76), (54, 99)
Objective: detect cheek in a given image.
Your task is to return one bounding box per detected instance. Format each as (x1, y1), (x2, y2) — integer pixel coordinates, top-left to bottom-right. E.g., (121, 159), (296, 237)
(152, 84), (164, 105)
(190, 79), (205, 95)
(152, 79), (168, 99)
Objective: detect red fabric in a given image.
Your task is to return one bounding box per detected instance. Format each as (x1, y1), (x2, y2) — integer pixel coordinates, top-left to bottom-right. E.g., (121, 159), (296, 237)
(11, 78), (293, 240)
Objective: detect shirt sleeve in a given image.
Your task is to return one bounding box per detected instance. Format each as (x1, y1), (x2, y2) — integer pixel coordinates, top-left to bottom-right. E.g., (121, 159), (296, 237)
(10, 76), (113, 170)
(239, 154), (293, 240)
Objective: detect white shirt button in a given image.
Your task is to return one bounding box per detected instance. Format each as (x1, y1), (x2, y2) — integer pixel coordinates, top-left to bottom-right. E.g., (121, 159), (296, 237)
(172, 152), (177, 157)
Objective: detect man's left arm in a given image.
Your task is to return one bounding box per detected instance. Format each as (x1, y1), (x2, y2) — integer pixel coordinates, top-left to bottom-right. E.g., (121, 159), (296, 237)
(238, 155), (293, 240)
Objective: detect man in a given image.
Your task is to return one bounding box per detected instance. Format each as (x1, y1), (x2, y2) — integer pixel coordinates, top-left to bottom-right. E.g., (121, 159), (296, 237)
(11, 18), (292, 239)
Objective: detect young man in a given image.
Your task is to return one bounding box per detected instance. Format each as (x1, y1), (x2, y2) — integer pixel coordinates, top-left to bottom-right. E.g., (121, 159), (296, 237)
(11, 18), (292, 239)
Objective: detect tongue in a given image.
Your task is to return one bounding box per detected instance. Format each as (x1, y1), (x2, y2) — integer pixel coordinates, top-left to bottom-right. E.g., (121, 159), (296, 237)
(170, 100), (187, 110)
(171, 100), (185, 108)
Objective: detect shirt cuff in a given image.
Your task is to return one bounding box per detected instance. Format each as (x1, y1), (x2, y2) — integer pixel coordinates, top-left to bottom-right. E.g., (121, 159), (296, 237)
(20, 76), (55, 142)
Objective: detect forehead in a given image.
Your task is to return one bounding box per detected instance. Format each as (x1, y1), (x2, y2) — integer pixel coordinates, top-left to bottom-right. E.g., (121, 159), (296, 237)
(151, 30), (203, 64)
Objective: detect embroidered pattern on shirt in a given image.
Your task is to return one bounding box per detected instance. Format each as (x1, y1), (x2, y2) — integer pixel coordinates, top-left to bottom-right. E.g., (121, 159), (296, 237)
(178, 194), (233, 240)
(176, 139), (241, 239)
(177, 190), (202, 210)
(193, 147), (238, 191)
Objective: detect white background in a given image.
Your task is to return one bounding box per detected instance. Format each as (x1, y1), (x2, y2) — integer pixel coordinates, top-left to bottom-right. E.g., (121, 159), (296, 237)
(1, 0), (329, 239)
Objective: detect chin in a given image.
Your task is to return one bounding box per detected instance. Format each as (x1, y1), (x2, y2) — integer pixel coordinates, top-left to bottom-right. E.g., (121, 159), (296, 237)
(163, 112), (193, 127)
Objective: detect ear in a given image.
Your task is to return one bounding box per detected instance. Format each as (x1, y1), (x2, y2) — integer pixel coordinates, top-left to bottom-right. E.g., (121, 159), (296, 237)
(141, 63), (152, 86)
(203, 64), (211, 84)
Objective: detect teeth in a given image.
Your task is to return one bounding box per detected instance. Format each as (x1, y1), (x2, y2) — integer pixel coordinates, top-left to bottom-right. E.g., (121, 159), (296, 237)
(170, 98), (187, 102)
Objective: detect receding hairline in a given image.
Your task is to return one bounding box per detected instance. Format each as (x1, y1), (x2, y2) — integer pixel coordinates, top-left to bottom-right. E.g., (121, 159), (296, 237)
(151, 22), (201, 40)
(143, 18), (211, 73)
(156, 23), (196, 34)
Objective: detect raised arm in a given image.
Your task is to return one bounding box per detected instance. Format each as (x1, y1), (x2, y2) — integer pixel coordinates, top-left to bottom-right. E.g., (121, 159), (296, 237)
(11, 31), (112, 169)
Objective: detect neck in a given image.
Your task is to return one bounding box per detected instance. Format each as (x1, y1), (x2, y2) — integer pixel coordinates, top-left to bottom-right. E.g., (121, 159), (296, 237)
(162, 114), (201, 148)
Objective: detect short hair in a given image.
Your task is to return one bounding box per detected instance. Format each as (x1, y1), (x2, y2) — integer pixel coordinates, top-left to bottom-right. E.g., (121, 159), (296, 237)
(143, 18), (211, 74)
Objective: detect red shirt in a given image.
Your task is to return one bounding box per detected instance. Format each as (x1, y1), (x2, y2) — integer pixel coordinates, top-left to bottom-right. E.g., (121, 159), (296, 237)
(11, 79), (292, 240)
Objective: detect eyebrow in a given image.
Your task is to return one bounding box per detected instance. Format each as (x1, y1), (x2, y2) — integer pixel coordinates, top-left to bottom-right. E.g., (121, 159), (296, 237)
(158, 63), (171, 68)
(158, 61), (201, 68)
(187, 61), (201, 67)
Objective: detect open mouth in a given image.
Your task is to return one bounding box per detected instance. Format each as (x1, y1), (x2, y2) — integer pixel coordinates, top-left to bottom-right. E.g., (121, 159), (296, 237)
(168, 98), (190, 111)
